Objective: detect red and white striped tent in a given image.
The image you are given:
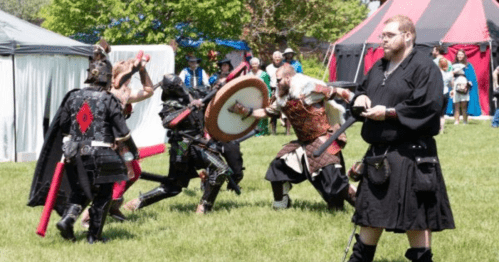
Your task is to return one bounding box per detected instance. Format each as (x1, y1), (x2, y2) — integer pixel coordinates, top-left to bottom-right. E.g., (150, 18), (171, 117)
(328, 0), (499, 115)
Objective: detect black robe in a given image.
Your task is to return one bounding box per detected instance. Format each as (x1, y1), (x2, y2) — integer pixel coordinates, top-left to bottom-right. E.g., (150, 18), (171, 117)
(27, 90), (79, 216)
(351, 49), (455, 232)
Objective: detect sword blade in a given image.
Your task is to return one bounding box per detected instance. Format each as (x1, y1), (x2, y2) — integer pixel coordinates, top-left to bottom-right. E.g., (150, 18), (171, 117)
(313, 117), (357, 157)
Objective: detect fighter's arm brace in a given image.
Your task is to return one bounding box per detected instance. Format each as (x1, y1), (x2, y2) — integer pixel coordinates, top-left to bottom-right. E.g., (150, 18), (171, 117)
(313, 84), (353, 103)
(227, 101), (273, 120)
(353, 94), (397, 121)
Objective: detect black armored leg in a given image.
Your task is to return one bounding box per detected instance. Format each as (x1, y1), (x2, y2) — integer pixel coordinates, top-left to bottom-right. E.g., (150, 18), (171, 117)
(87, 183), (113, 244)
(197, 180), (223, 214)
(56, 204), (82, 241)
(137, 183), (182, 209)
(87, 200), (111, 244)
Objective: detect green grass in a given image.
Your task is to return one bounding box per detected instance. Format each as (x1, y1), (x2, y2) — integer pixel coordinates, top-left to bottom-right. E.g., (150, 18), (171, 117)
(1, 120), (499, 262)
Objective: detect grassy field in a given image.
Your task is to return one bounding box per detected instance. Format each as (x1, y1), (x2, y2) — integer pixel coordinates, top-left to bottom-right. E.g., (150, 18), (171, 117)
(1, 120), (498, 262)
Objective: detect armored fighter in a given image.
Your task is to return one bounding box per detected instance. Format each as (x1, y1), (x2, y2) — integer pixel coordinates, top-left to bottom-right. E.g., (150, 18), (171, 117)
(229, 64), (357, 210)
(29, 59), (139, 243)
(124, 74), (243, 214)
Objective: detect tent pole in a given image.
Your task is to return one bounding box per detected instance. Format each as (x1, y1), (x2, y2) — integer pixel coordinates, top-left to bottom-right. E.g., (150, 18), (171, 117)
(490, 40), (494, 72)
(353, 42), (367, 83)
(12, 55), (17, 162)
(322, 44), (336, 81)
(319, 44), (333, 76)
(318, 44), (333, 79)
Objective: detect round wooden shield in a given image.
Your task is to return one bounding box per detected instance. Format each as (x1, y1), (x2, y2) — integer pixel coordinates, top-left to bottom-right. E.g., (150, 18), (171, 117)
(205, 75), (269, 142)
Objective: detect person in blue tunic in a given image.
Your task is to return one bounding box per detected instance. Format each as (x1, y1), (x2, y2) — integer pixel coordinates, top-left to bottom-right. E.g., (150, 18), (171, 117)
(179, 56), (210, 90)
(283, 48), (303, 73)
(445, 49), (481, 119)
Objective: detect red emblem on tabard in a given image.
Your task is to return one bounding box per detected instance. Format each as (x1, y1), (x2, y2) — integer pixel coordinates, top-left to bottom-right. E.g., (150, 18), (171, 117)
(76, 101), (94, 133)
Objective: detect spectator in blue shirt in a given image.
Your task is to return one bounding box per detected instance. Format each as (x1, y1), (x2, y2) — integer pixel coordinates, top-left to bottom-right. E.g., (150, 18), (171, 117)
(283, 48), (303, 73)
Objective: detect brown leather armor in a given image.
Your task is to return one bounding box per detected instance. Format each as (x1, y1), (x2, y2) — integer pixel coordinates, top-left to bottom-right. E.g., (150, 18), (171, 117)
(280, 99), (330, 142)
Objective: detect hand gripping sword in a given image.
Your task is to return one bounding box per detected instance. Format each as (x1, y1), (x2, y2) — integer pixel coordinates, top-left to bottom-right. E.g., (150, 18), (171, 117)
(313, 104), (365, 157)
(167, 88), (218, 128)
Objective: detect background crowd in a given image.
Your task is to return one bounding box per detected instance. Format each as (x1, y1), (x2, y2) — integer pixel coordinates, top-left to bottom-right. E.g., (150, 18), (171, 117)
(179, 47), (304, 137)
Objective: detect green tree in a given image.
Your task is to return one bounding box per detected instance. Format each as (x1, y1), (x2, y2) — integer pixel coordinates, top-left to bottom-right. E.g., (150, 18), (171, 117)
(0, 0), (50, 24)
(39, 0), (249, 73)
(243, 0), (368, 62)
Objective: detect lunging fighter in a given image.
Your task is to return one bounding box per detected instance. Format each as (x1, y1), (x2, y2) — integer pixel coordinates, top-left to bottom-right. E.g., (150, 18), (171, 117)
(123, 74), (244, 214)
(229, 64), (356, 210)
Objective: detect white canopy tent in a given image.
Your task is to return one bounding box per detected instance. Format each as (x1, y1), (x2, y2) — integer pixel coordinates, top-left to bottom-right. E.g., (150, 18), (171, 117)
(0, 10), (175, 162)
(0, 9), (92, 162)
(108, 45), (175, 148)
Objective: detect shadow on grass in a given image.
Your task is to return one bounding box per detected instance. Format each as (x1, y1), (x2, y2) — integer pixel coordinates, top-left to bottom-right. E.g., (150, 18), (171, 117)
(108, 210), (159, 223)
(166, 198), (350, 214)
(167, 199), (271, 213)
(102, 227), (136, 240)
(291, 199), (352, 214)
(376, 259), (406, 262)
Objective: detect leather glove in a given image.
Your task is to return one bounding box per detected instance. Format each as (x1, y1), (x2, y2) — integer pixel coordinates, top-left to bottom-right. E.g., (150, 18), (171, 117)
(227, 100), (252, 119)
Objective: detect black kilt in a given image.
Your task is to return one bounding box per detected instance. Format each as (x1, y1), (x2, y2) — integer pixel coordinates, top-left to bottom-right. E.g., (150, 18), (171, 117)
(352, 138), (455, 233)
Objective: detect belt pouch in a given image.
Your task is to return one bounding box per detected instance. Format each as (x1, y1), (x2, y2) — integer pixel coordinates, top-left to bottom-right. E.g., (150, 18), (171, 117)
(365, 147), (391, 185)
(413, 156), (438, 192)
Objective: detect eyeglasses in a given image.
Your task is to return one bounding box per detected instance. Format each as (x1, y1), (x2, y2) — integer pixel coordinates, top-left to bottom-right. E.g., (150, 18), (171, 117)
(378, 32), (404, 40)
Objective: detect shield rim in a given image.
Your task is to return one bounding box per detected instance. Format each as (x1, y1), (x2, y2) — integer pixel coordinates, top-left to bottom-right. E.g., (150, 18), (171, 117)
(205, 75), (269, 142)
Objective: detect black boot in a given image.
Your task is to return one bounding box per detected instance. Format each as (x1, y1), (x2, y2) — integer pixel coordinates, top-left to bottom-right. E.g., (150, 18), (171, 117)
(271, 182), (292, 210)
(197, 181), (222, 214)
(56, 204), (82, 241)
(348, 234), (377, 262)
(137, 184), (182, 209)
(109, 197), (126, 221)
(405, 247), (433, 262)
(87, 201), (111, 244)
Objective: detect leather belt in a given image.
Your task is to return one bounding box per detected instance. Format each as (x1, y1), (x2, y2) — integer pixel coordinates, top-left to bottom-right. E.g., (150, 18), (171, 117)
(91, 141), (112, 147)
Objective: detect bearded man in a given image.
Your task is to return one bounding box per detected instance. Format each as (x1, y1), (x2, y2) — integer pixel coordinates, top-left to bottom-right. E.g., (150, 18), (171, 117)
(229, 63), (356, 211)
(348, 15), (455, 262)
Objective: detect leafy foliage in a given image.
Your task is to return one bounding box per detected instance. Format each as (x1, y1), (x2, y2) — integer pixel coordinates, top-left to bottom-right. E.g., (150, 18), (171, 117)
(301, 56), (330, 82)
(0, 0), (51, 24)
(243, 0), (368, 61)
(38, 0), (367, 72)
(40, 0), (249, 73)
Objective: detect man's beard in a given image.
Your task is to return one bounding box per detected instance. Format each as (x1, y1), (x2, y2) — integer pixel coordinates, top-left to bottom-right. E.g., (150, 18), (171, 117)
(278, 84), (290, 98)
(383, 42), (404, 60)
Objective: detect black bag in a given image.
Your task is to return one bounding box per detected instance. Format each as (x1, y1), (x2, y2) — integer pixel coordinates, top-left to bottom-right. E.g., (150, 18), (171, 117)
(413, 156), (438, 192)
(365, 147), (391, 185)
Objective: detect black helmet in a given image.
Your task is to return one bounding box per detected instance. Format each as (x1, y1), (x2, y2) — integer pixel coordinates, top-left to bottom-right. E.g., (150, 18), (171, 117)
(161, 73), (183, 89)
(161, 73), (188, 101)
(85, 60), (112, 89)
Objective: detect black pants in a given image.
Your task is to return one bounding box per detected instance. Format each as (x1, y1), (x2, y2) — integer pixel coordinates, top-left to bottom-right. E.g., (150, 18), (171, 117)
(265, 157), (349, 205)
